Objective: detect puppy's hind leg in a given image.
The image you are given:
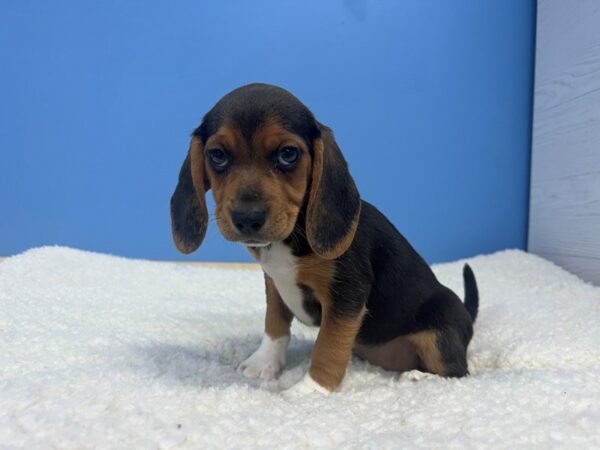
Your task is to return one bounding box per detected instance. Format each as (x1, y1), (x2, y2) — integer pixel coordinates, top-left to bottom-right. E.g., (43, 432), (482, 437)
(407, 328), (469, 378)
(408, 288), (474, 377)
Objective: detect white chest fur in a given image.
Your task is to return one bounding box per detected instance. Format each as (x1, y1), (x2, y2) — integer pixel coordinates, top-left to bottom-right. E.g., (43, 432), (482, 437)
(256, 242), (314, 325)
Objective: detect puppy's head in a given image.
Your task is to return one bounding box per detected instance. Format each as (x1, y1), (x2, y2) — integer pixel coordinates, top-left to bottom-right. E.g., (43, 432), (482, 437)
(170, 83), (360, 259)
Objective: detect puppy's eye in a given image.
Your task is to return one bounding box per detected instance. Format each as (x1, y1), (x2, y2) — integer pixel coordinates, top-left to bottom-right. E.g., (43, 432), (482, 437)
(207, 149), (230, 171)
(276, 147), (300, 169)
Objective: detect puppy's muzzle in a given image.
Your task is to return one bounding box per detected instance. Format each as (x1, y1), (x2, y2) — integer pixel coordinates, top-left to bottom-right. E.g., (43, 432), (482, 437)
(231, 207), (267, 236)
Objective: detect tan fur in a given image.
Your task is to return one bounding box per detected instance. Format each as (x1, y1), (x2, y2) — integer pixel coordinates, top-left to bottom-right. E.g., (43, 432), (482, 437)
(204, 125), (247, 159)
(204, 121), (312, 244)
(264, 274), (294, 339)
(309, 307), (366, 390)
(295, 254), (336, 304)
(407, 330), (447, 376)
(204, 125), (247, 236)
(353, 336), (420, 372)
(252, 119), (310, 227)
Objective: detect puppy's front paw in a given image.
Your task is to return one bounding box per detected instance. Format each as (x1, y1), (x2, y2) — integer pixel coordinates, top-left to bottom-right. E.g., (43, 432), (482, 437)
(404, 369), (435, 382)
(238, 354), (281, 380)
(237, 334), (290, 381)
(281, 373), (331, 400)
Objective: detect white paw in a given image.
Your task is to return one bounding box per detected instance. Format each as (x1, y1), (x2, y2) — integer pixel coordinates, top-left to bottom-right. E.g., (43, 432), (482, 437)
(237, 334), (290, 381)
(281, 373), (331, 400)
(405, 369), (435, 382)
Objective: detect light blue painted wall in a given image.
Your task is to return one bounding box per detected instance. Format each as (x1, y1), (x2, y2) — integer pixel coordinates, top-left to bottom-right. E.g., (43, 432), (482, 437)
(0, 1), (535, 262)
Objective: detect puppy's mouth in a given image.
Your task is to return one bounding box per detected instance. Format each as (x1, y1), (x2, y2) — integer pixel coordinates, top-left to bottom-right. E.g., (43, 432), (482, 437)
(215, 206), (298, 247)
(242, 240), (272, 248)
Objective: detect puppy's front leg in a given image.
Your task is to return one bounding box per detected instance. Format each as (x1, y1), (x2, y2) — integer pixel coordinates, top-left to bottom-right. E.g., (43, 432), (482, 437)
(284, 307), (365, 397)
(238, 274), (293, 380)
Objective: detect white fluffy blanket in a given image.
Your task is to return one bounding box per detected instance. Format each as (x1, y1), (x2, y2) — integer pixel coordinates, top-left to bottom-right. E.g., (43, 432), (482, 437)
(1, 247), (599, 448)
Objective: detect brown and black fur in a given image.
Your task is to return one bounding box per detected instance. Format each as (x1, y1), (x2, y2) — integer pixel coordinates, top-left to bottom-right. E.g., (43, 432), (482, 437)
(171, 83), (479, 390)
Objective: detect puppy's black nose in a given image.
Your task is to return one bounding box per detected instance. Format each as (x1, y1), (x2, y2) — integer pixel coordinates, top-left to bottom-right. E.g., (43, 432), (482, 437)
(231, 208), (266, 234)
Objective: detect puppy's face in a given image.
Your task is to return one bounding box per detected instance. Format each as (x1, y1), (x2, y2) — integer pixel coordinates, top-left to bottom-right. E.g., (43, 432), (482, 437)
(203, 119), (312, 246)
(171, 83), (361, 259)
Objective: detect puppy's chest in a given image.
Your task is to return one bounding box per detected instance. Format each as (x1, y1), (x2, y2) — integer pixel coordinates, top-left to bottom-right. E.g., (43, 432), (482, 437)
(256, 243), (322, 326)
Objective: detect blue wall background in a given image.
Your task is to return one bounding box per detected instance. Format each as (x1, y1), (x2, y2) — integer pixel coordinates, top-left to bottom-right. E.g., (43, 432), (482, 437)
(0, 1), (535, 263)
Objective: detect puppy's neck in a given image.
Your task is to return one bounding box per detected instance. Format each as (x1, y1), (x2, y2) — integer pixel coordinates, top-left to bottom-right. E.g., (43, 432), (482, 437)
(246, 219), (312, 261)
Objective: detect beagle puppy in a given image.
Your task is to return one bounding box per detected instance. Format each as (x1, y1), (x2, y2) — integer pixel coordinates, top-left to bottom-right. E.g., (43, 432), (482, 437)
(171, 83), (479, 396)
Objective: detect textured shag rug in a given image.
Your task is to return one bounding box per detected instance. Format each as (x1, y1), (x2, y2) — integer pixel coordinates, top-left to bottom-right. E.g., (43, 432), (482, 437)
(1, 247), (599, 448)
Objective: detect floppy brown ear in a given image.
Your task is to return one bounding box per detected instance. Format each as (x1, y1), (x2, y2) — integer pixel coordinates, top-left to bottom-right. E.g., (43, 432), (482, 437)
(170, 137), (210, 254)
(306, 124), (361, 259)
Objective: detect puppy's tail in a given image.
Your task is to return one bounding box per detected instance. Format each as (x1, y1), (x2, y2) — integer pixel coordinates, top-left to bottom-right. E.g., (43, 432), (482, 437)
(462, 264), (479, 323)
